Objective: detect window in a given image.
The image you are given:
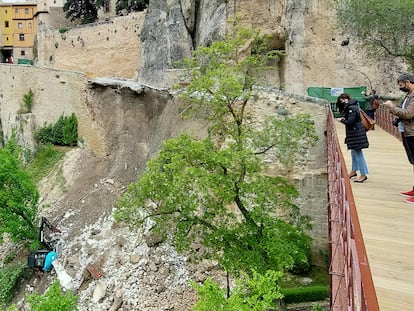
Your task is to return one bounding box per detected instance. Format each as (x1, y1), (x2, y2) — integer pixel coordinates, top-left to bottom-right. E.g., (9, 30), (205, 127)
(25, 8), (29, 14)
(28, 22), (32, 28)
(18, 22), (23, 29)
(19, 34), (24, 41)
(21, 50), (25, 56)
(5, 21), (9, 28)
(15, 9), (18, 14)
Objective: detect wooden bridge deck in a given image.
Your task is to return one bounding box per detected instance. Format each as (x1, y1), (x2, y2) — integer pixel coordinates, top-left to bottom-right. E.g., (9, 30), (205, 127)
(335, 121), (414, 311)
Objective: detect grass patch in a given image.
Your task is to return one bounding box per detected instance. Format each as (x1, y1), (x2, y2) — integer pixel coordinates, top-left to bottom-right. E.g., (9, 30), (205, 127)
(281, 265), (329, 288)
(0, 262), (26, 308)
(27, 144), (65, 183)
(279, 265), (329, 304)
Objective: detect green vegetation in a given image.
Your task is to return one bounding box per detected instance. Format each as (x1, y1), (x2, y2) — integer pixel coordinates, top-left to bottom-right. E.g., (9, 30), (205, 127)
(63, 0), (98, 24)
(25, 281), (78, 311)
(58, 28), (70, 34)
(281, 286), (328, 304)
(3, 252), (16, 266)
(116, 20), (318, 308)
(116, 0), (148, 14)
(27, 144), (65, 183)
(191, 270), (283, 311)
(0, 139), (39, 243)
(338, 0), (414, 70)
(280, 266), (329, 289)
(311, 304), (325, 311)
(18, 89), (34, 114)
(0, 263), (25, 307)
(0, 139), (68, 307)
(35, 114), (78, 146)
(63, 0), (147, 23)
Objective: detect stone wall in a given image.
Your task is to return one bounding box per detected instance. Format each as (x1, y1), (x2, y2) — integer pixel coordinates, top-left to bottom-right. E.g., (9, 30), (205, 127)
(0, 65), (107, 154)
(36, 12), (145, 78)
(37, 8), (78, 33)
(31, 0), (408, 95)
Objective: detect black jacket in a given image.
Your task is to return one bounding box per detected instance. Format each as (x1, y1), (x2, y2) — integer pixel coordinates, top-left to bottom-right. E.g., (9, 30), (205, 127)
(340, 99), (369, 150)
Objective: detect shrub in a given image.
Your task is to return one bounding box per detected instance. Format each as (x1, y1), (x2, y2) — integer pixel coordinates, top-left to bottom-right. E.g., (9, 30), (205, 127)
(62, 114), (78, 146)
(191, 270), (284, 311)
(35, 114), (78, 146)
(0, 139), (39, 243)
(0, 263), (25, 306)
(26, 281), (78, 311)
(58, 28), (70, 33)
(3, 252), (16, 265)
(18, 89), (34, 114)
(281, 286), (329, 304)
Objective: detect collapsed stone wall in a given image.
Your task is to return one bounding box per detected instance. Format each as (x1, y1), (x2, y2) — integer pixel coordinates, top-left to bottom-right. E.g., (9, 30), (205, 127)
(0, 62), (328, 309)
(0, 62), (328, 253)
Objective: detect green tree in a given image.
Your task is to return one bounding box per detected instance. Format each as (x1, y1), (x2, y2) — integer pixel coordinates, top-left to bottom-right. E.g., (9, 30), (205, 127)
(115, 22), (318, 276)
(0, 140), (38, 243)
(192, 270), (283, 311)
(115, 0), (148, 15)
(337, 0), (414, 70)
(63, 0), (98, 24)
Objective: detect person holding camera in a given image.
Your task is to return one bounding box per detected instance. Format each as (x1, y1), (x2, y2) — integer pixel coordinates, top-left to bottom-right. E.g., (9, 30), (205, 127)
(336, 93), (369, 183)
(383, 73), (414, 202)
(362, 89), (380, 129)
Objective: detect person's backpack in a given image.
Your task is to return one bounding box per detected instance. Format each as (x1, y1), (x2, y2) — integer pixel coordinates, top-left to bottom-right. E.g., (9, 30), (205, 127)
(372, 98), (380, 110)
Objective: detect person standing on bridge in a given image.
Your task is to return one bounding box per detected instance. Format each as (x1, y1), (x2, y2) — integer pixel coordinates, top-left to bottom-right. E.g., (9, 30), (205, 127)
(383, 73), (414, 202)
(362, 89), (380, 129)
(336, 93), (369, 183)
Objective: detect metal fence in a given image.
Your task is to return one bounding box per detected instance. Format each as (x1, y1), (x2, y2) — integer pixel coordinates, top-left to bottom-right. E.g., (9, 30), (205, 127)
(375, 105), (401, 140)
(327, 108), (379, 310)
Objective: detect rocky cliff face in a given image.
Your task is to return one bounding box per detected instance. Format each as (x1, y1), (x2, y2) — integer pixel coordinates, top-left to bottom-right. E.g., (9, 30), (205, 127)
(138, 0), (407, 94)
(0, 0), (408, 309)
(34, 0), (408, 94)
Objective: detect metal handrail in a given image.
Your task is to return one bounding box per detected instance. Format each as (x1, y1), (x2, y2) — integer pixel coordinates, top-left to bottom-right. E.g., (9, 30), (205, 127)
(327, 108), (379, 310)
(375, 105), (401, 140)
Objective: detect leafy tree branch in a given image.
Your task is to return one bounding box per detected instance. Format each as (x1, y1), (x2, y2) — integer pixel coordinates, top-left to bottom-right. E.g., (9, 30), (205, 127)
(115, 21), (318, 280)
(337, 0), (414, 70)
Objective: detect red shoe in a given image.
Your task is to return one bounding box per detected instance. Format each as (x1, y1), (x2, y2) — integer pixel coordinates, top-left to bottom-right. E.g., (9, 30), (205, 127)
(400, 188), (414, 197)
(404, 197), (414, 204)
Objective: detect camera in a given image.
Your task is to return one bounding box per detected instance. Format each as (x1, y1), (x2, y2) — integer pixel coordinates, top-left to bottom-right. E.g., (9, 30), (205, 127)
(392, 117), (401, 127)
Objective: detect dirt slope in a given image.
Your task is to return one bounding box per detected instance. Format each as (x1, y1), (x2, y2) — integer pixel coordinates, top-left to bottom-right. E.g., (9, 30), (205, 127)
(12, 88), (212, 310)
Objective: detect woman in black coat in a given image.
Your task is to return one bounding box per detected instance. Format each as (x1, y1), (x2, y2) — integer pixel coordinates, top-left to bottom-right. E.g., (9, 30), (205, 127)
(336, 93), (369, 182)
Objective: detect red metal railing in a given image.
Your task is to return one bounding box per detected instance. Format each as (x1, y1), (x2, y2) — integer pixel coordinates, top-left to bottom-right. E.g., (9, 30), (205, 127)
(375, 104), (401, 140)
(327, 108), (379, 311)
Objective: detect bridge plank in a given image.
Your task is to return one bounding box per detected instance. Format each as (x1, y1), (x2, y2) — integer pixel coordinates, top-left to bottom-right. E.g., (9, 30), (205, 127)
(336, 121), (414, 311)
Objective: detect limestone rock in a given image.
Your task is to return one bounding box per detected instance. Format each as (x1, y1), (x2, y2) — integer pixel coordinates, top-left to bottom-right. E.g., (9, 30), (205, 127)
(92, 280), (107, 303)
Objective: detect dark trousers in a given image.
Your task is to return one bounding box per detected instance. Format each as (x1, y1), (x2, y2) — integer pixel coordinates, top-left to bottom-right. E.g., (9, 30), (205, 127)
(365, 109), (375, 120)
(402, 134), (414, 165)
